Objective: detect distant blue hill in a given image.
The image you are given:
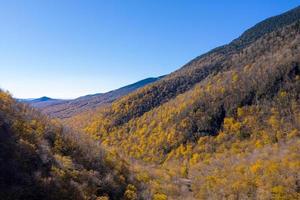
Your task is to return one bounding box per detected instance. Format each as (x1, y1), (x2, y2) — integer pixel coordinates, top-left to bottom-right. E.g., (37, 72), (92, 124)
(21, 76), (163, 118)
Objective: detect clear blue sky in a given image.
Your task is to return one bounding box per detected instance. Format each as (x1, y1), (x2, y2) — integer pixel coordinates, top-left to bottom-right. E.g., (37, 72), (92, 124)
(0, 0), (299, 99)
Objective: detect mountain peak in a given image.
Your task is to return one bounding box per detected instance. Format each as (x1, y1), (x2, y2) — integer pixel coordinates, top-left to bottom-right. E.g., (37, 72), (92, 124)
(37, 96), (52, 101)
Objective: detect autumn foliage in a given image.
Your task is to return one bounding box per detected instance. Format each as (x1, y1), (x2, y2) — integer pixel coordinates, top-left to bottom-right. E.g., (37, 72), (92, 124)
(66, 16), (300, 199)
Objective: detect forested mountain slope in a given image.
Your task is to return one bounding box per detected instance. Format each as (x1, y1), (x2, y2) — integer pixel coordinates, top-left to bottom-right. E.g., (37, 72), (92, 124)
(0, 90), (144, 200)
(79, 6), (300, 130)
(67, 7), (300, 199)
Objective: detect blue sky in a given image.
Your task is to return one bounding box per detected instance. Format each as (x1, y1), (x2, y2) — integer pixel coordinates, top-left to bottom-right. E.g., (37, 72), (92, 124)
(0, 0), (299, 99)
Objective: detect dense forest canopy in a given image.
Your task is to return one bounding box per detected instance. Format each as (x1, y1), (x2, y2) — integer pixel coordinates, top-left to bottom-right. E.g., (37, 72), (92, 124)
(66, 7), (300, 199)
(0, 90), (144, 200)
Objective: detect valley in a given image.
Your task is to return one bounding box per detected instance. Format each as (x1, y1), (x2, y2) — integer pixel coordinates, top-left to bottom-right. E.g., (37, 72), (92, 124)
(1, 4), (300, 200)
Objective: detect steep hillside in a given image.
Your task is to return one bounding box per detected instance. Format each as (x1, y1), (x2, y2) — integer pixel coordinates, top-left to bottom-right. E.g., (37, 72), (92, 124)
(26, 77), (161, 119)
(82, 6), (300, 130)
(0, 90), (144, 200)
(69, 7), (300, 199)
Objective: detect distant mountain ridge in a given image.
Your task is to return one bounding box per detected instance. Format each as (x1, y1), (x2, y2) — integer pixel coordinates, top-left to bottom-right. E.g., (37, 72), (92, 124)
(22, 76), (162, 118)
(19, 96), (59, 103)
(18, 96), (65, 109)
(31, 96), (52, 102)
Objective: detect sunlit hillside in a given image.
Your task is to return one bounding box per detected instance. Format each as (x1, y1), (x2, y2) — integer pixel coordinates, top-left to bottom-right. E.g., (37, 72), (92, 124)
(66, 6), (300, 199)
(1, 3), (300, 200)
